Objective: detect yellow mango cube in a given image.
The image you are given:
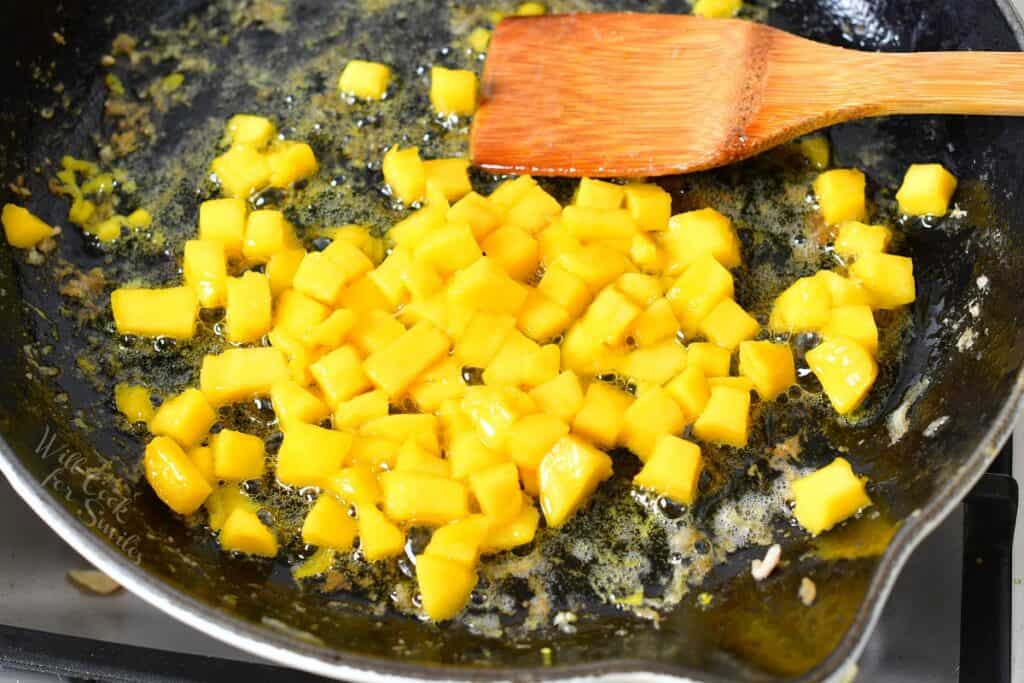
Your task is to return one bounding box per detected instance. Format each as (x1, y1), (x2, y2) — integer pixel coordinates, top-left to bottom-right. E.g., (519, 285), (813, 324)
(555, 244), (631, 290)
(276, 423), (353, 487)
(448, 192), (504, 241)
(226, 114), (276, 149)
(270, 379), (331, 430)
(364, 321), (451, 398)
(200, 347), (290, 406)
(409, 357), (468, 412)
(311, 345), (373, 406)
(390, 204), (447, 250)
(267, 141), (318, 188)
(538, 436), (613, 528)
(631, 233), (665, 273)
(574, 178), (624, 209)
(813, 169), (867, 225)
(273, 289), (330, 339)
(623, 183), (671, 231)
(188, 446), (216, 485)
(822, 305), (878, 355)
(111, 286), (198, 340)
(895, 163), (957, 216)
(517, 344), (561, 389)
(482, 501), (540, 553)
(563, 206), (637, 242)
(738, 340), (796, 400)
(150, 388), (217, 449)
(618, 339), (688, 385)
(616, 273), (663, 307)
(621, 385), (686, 461)
(350, 310), (406, 355)
(666, 254), (734, 338)
(430, 66), (478, 116)
(184, 240), (227, 308)
(537, 221), (582, 265)
(697, 298), (759, 351)
(425, 515), (490, 566)
(290, 251), (346, 305)
(805, 337), (878, 415)
(225, 271), (272, 343)
(338, 274), (393, 315)
(813, 270), (872, 307)
(482, 225), (539, 281)
(469, 462), (523, 523)
(210, 429), (265, 481)
(528, 370), (585, 423)
(538, 264), (591, 318)
(663, 208), (741, 272)
(144, 436), (213, 515)
(219, 507), (278, 556)
(383, 145), (425, 205)
(338, 59), (391, 99)
(572, 382), (633, 449)
(708, 376), (754, 392)
(302, 495), (358, 549)
(415, 553), (477, 620)
(631, 298), (679, 346)
(447, 433), (507, 480)
(380, 470), (469, 525)
(686, 342), (732, 377)
(423, 159), (472, 202)
(333, 390), (389, 430)
(416, 222), (482, 274)
(198, 198), (247, 258)
(357, 504), (406, 560)
(791, 457), (872, 535)
(115, 384), (154, 425)
(848, 253), (916, 309)
(304, 309), (357, 350)
(518, 289), (571, 342)
(2, 204), (56, 248)
(634, 435), (703, 505)
(692, 385), (750, 447)
(482, 329), (539, 387)
(504, 413), (570, 470)
(211, 146), (270, 198)
(834, 221), (893, 258)
(799, 135), (830, 169)
(395, 439), (450, 477)
(455, 311), (516, 368)
(448, 257), (529, 315)
(361, 413), (440, 453)
(769, 275), (832, 332)
(489, 174), (536, 208)
(243, 210), (295, 263)
(205, 485), (257, 531)
(583, 286), (642, 345)
(692, 0), (741, 18)
(327, 464), (381, 503)
(461, 384), (535, 450)
(664, 366), (710, 423)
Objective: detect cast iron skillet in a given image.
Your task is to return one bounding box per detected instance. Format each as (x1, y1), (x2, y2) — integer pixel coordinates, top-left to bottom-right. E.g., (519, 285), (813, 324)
(1, 1), (1023, 681)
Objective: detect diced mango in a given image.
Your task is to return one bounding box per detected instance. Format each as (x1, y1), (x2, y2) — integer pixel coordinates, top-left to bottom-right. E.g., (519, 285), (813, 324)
(380, 470), (469, 525)
(468, 27), (491, 52)
(503, 413), (570, 471)
(423, 159), (472, 202)
(738, 341), (795, 401)
(226, 114), (276, 149)
(200, 347), (289, 406)
(448, 192), (504, 240)
(799, 135), (830, 170)
(572, 382), (633, 449)
(555, 244), (631, 290)
(791, 457), (872, 535)
(664, 365), (710, 423)
(481, 500), (540, 553)
(481, 329), (539, 387)
(631, 298), (678, 346)
(616, 273), (663, 307)
(364, 321), (451, 398)
(813, 270), (872, 307)
(805, 337), (878, 415)
(150, 388), (217, 449)
(848, 253), (916, 309)
(708, 376), (754, 391)
(430, 66), (478, 116)
(583, 286), (642, 346)
(623, 183), (671, 231)
(339, 59), (392, 99)
(630, 233), (664, 272)
(634, 435), (703, 504)
(395, 439), (450, 477)
(528, 370), (585, 423)
(454, 311), (515, 368)
(115, 384), (154, 425)
(270, 379), (331, 430)
(574, 178), (624, 210)
(448, 432), (507, 480)
(448, 257), (528, 315)
(276, 423), (353, 487)
(361, 413), (440, 453)
(621, 385), (686, 461)
(219, 507), (278, 556)
(273, 289), (330, 339)
(687, 342), (732, 377)
(144, 436), (213, 515)
(350, 309), (406, 356)
(469, 462), (523, 523)
(692, 0), (741, 18)
(357, 503), (406, 560)
(563, 206), (636, 242)
(538, 436), (613, 528)
(895, 163), (957, 217)
(188, 445), (216, 485)
(333, 390), (389, 430)
(225, 271), (272, 343)
(302, 495), (358, 549)
(267, 142), (318, 188)
(111, 286), (198, 340)
(311, 346), (373, 407)
(538, 264), (591, 318)
(184, 240), (227, 308)
(662, 208), (741, 272)
(698, 298), (759, 351)
(666, 254), (734, 338)
(537, 220), (582, 265)
(416, 222), (482, 274)
(692, 385), (750, 447)
(425, 515), (490, 566)
(769, 276), (832, 333)
(416, 553), (477, 621)
(482, 225), (539, 280)
(211, 146), (270, 199)
(409, 357), (468, 412)
(198, 198), (247, 258)
(243, 210), (295, 263)
(461, 384), (535, 450)
(490, 176), (538, 209)
(822, 305), (878, 355)
(210, 429), (265, 481)
(383, 145), (425, 205)
(339, 274), (394, 315)
(390, 204), (447, 251)
(518, 288), (571, 342)
(2, 204), (56, 248)
(291, 251), (347, 306)
(618, 339), (688, 385)
(205, 484), (257, 531)
(305, 309), (357, 350)
(813, 169), (867, 225)
(516, 1), (546, 15)
(834, 221), (892, 258)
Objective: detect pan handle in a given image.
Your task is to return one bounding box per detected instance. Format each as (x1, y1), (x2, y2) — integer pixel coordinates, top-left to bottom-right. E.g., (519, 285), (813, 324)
(959, 442), (1017, 683)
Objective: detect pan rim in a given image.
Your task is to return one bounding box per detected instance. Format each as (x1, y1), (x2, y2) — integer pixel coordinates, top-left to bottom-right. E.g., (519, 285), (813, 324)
(2, 3), (1024, 681)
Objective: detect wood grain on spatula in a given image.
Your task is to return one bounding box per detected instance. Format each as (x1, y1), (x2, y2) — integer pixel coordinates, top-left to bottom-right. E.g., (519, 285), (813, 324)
(470, 13), (1024, 177)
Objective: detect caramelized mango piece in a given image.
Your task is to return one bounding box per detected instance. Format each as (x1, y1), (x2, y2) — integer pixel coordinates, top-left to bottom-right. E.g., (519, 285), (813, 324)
(111, 287), (198, 340)
(895, 163), (957, 217)
(2, 204), (56, 248)
(805, 337), (877, 415)
(538, 436), (613, 528)
(430, 66), (478, 116)
(791, 457), (872, 536)
(302, 495), (358, 550)
(339, 60), (392, 99)
(415, 554), (477, 620)
(633, 435), (703, 505)
(144, 436), (213, 515)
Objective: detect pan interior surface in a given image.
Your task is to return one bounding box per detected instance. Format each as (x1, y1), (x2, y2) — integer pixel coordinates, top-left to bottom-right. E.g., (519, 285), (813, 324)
(0, 1), (1022, 681)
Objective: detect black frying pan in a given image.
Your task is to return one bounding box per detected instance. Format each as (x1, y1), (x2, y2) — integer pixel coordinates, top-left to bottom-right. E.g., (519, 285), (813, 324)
(1, 1), (1023, 681)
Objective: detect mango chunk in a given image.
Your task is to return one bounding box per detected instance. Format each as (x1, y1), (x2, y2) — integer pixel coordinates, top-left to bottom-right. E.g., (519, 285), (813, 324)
(350, 310), (406, 355)
(198, 198), (247, 258)
(357, 504), (406, 560)
(311, 346), (373, 407)
(333, 390), (389, 430)
(219, 507), (278, 557)
(270, 379), (331, 430)
(2, 204), (56, 248)
(822, 305), (878, 355)
(395, 439), (451, 477)
(633, 435), (703, 505)
(291, 251), (347, 306)
(481, 501), (540, 553)
(616, 273), (663, 307)
(692, 0), (741, 18)
(461, 384), (535, 450)
(516, 1), (546, 15)
(554, 244), (631, 290)
(895, 163), (957, 216)
(583, 286), (642, 346)
(469, 462), (523, 523)
(188, 446), (216, 485)
(621, 385), (686, 461)
(738, 341), (796, 401)
(243, 210), (296, 263)
(302, 495), (358, 549)
(448, 192), (504, 240)
(563, 206), (636, 242)
(813, 270), (871, 307)
(210, 429), (265, 481)
(424, 514), (490, 566)
(409, 357), (468, 412)
(361, 413), (440, 453)
(769, 275), (832, 333)
(503, 413), (570, 471)
(482, 225), (539, 281)
(791, 457), (872, 535)
(200, 347), (289, 406)
(416, 553), (477, 621)
(448, 257), (528, 316)
(305, 309), (357, 350)
(226, 114), (276, 149)
(150, 388), (217, 449)
(848, 253), (916, 309)
(666, 254), (734, 338)
(111, 286), (198, 340)
(665, 366), (710, 423)
(273, 289), (330, 339)
(692, 385), (750, 447)
(423, 159), (472, 202)
(338, 59), (391, 100)
(631, 298), (679, 346)
(380, 470), (469, 525)
(662, 208), (741, 272)
(211, 146), (270, 198)
(518, 288), (571, 342)
(225, 271), (272, 343)
(528, 370), (585, 423)
(574, 178), (624, 209)
(448, 432), (507, 480)
(115, 384), (154, 425)
(813, 169), (867, 225)
(184, 240), (227, 308)
(538, 264), (591, 318)
(572, 382), (633, 449)
(686, 342), (732, 377)
(416, 222), (482, 274)
(537, 436), (613, 528)
(364, 321), (451, 398)
(617, 339), (688, 385)
(144, 436), (213, 515)
(468, 27), (491, 52)
(276, 423), (353, 487)
(805, 337), (878, 415)
(834, 221), (892, 258)
(430, 66), (478, 116)
(698, 298), (759, 351)
(206, 485), (257, 531)
(623, 183), (671, 231)
(267, 142), (318, 188)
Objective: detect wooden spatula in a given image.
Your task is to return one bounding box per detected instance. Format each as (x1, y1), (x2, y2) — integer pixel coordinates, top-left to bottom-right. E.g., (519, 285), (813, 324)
(470, 13), (1024, 177)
